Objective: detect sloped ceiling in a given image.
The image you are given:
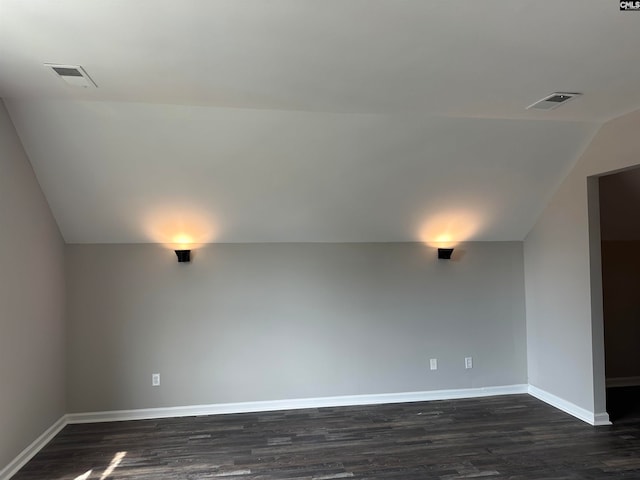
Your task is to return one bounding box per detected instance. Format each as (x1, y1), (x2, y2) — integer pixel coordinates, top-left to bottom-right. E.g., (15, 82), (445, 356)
(1, 0), (639, 243)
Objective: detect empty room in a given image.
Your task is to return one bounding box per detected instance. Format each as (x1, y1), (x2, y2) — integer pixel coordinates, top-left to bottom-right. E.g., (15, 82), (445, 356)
(2, 1), (640, 479)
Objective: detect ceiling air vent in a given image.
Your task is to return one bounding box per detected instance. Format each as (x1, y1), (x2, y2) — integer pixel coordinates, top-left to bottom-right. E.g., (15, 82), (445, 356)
(527, 92), (581, 111)
(45, 64), (97, 88)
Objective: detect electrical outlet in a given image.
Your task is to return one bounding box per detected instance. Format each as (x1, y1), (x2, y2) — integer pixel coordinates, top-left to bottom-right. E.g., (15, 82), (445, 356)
(152, 373), (160, 386)
(430, 358), (438, 370)
(465, 357), (473, 369)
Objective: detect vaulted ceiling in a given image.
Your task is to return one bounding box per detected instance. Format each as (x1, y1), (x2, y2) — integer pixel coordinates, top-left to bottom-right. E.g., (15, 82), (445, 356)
(1, 0), (639, 243)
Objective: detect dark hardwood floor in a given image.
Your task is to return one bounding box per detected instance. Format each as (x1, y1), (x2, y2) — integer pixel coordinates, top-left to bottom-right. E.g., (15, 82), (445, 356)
(12, 393), (640, 480)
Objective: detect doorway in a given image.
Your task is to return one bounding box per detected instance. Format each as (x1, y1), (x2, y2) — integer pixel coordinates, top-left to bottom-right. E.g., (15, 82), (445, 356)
(598, 167), (640, 421)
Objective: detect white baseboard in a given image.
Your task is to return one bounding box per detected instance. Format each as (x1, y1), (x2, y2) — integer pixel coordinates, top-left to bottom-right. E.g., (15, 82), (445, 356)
(606, 376), (640, 388)
(0, 416), (67, 480)
(528, 385), (611, 426)
(66, 384), (529, 424)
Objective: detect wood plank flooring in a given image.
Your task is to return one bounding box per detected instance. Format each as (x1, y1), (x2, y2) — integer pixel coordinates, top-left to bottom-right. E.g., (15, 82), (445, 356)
(12, 393), (640, 479)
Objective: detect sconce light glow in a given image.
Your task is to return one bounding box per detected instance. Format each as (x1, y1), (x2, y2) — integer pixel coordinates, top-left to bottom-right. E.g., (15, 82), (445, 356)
(144, 208), (216, 250)
(434, 234), (454, 246)
(419, 211), (482, 247)
(172, 234), (194, 250)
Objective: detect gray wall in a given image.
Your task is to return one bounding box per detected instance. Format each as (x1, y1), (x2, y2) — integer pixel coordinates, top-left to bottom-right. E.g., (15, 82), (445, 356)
(524, 108), (640, 415)
(66, 242), (526, 413)
(0, 101), (66, 470)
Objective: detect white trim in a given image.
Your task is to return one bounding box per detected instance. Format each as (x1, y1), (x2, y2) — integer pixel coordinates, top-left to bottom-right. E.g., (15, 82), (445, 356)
(606, 376), (640, 388)
(66, 384), (529, 424)
(0, 415), (67, 480)
(8, 384), (615, 479)
(593, 412), (612, 426)
(528, 385), (611, 426)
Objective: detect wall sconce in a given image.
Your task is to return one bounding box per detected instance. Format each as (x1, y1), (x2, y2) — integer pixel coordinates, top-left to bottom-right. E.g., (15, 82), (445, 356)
(437, 248), (454, 260)
(175, 250), (191, 263)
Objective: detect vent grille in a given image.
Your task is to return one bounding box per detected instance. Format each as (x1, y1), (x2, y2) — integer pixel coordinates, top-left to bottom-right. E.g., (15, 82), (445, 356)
(45, 64), (97, 88)
(527, 92), (581, 111)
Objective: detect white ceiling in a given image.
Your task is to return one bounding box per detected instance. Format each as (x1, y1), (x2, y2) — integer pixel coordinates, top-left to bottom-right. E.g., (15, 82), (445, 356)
(1, 0), (639, 243)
